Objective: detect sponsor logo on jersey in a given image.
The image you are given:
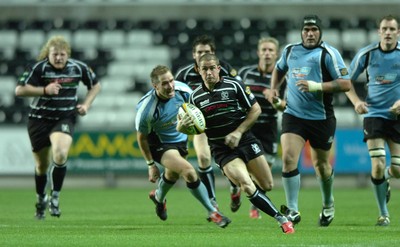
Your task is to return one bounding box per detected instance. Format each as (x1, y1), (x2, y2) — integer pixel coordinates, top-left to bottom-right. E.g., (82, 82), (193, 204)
(200, 99), (210, 107)
(292, 67), (311, 79)
(376, 73), (397, 84)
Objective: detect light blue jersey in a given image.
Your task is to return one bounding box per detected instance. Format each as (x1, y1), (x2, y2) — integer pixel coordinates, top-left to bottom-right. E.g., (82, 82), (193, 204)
(135, 81), (192, 143)
(349, 41), (400, 120)
(276, 42), (349, 120)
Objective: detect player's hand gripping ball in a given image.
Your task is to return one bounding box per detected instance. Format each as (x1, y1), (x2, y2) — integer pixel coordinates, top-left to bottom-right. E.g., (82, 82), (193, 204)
(177, 103), (206, 135)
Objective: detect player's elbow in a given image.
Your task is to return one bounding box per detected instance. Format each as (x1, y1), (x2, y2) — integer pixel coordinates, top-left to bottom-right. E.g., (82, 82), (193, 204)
(15, 85), (24, 97)
(340, 79), (351, 92)
(253, 103), (262, 117)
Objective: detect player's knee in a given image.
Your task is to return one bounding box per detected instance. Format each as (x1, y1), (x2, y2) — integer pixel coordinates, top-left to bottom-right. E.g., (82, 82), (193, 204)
(35, 163), (49, 175)
(52, 147), (69, 164)
(52, 152), (68, 164)
(239, 180), (256, 196)
(255, 179), (273, 191)
(197, 154), (211, 168)
(282, 155), (298, 170)
(263, 182), (273, 192)
(369, 148), (386, 167)
(181, 166), (198, 182)
(390, 156), (400, 178)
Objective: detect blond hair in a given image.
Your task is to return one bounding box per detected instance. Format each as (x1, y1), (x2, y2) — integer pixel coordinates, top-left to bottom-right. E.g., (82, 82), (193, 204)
(150, 65), (171, 84)
(37, 35), (71, 61)
(258, 37), (280, 50)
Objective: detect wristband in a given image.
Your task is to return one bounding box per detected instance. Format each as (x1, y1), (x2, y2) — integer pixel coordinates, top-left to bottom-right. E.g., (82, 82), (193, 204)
(307, 80), (323, 92)
(43, 86), (47, 96)
(146, 160), (155, 166)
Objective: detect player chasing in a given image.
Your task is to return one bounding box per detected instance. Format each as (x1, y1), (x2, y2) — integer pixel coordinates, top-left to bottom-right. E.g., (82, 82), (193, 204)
(135, 65), (231, 228)
(183, 53), (295, 234)
(238, 36), (286, 219)
(268, 15), (351, 227)
(175, 35), (242, 212)
(15, 35), (101, 220)
(345, 14), (400, 226)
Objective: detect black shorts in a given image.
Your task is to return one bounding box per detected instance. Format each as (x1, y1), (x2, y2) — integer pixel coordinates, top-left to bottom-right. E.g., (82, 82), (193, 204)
(281, 113), (336, 151)
(210, 131), (264, 169)
(251, 120), (278, 155)
(149, 142), (188, 164)
(363, 117), (400, 143)
(28, 118), (75, 152)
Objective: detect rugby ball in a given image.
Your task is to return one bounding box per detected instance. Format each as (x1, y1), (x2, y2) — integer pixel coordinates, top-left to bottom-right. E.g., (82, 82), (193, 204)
(177, 103), (206, 135)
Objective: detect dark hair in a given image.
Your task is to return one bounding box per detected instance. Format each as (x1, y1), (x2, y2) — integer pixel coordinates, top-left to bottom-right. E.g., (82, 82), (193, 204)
(192, 35), (216, 53)
(198, 53), (219, 65)
(377, 14), (399, 27)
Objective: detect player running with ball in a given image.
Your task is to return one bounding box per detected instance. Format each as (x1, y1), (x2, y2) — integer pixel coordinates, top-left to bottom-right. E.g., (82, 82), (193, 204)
(184, 53), (294, 234)
(135, 65), (231, 228)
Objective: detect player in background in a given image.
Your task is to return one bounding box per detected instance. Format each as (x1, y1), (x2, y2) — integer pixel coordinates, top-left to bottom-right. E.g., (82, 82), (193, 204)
(135, 65), (231, 228)
(15, 35), (101, 220)
(187, 53), (295, 234)
(175, 34), (242, 212)
(345, 14), (400, 226)
(268, 15), (351, 227)
(238, 37), (286, 219)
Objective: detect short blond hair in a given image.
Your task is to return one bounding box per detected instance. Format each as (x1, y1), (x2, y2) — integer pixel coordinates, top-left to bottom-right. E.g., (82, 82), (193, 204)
(150, 65), (171, 84)
(37, 35), (71, 61)
(258, 37), (279, 50)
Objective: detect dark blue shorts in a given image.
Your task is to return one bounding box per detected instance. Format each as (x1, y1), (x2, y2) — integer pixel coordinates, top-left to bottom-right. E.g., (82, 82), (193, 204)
(363, 117), (400, 143)
(281, 113), (336, 151)
(210, 131), (265, 168)
(150, 142), (188, 164)
(251, 119), (278, 155)
(28, 117), (75, 152)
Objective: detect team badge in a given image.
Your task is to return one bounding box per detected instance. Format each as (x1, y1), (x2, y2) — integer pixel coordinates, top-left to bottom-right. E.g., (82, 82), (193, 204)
(61, 124), (70, 133)
(230, 69), (237, 77)
(245, 86), (251, 95)
(251, 143), (261, 154)
(340, 68), (348, 76)
(221, 91), (229, 100)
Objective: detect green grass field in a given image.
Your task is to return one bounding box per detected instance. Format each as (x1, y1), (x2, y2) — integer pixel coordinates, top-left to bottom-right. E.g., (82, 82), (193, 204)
(0, 185), (398, 247)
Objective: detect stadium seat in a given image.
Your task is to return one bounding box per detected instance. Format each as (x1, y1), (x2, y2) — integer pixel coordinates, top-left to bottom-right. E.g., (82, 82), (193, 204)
(19, 30), (46, 50)
(99, 30), (126, 49)
(0, 30), (18, 60)
(100, 76), (135, 93)
(47, 29), (72, 43)
(0, 76), (17, 107)
(341, 29), (368, 51)
(126, 30), (153, 47)
(72, 30), (99, 49)
(107, 61), (137, 77)
(322, 29), (342, 51)
(112, 47), (149, 62)
(367, 29), (379, 43)
(285, 29), (300, 45)
(0, 30), (18, 49)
